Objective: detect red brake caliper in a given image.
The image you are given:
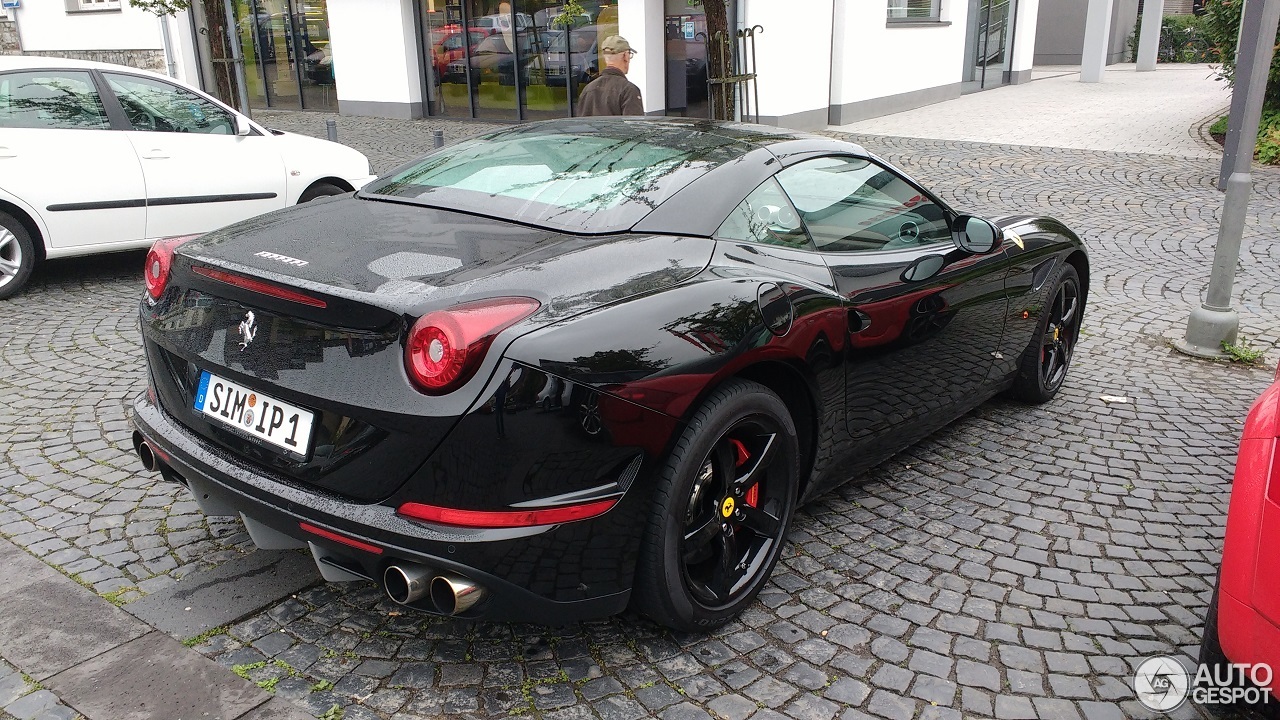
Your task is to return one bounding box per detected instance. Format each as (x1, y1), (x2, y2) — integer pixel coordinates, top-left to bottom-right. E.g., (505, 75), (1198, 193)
(729, 438), (759, 508)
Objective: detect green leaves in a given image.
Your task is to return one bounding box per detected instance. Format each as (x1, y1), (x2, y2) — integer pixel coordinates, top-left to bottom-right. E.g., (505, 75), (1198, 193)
(128, 0), (191, 16)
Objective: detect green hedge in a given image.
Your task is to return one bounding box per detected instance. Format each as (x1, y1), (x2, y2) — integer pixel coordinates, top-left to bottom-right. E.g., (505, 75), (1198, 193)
(1201, 0), (1280, 109)
(1128, 13), (1220, 63)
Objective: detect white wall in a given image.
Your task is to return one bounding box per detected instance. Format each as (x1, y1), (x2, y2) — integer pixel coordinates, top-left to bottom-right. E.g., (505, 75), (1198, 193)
(11, 1), (163, 51)
(830, 1), (971, 109)
(1011, 0), (1041, 73)
(618, 0), (664, 114)
(744, 0), (833, 127)
(328, 0), (423, 115)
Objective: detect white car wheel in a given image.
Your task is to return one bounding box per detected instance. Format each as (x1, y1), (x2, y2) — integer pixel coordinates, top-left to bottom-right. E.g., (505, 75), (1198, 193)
(0, 212), (36, 300)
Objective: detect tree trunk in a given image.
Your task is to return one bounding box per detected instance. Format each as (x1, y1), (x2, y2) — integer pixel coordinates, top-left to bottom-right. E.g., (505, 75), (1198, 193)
(199, 0), (241, 109)
(703, 0), (735, 119)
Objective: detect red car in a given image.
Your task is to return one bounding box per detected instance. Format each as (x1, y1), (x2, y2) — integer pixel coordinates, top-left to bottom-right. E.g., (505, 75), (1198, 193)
(1203, 363), (1280, 702)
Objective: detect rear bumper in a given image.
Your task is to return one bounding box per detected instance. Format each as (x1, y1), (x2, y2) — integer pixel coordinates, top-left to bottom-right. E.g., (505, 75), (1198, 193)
(130, 393), (632, 625)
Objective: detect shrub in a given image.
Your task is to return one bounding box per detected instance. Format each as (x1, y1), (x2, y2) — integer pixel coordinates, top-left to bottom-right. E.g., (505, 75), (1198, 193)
(1129, 13), (1219, 63)
(1200, 0), (1280, 108)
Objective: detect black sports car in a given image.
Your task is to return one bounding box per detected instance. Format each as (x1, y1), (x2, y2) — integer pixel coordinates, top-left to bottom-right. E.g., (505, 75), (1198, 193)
(130, 118), (1086, 631)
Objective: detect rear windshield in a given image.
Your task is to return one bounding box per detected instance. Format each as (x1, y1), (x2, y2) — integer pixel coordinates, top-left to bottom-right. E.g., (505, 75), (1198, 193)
(361, 120), (749, 234)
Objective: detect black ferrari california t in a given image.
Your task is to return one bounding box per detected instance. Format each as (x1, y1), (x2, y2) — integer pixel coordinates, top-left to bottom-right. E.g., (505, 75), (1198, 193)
(130, 118), (1086, 631)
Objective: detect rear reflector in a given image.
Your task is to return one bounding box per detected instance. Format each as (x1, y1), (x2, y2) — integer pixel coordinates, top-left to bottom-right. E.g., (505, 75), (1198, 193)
(397, 498), (618, 528)
(193, 266), (327, 308)
(299, 522), (383, 554)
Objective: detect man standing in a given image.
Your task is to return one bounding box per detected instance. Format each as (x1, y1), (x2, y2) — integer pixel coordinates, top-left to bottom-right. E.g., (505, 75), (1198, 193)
(577, 35), (644, 116)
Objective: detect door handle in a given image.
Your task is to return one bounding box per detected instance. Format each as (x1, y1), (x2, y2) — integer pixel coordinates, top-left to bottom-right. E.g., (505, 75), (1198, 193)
(140, 150), (170, 159)
(0, 147), (15, 159)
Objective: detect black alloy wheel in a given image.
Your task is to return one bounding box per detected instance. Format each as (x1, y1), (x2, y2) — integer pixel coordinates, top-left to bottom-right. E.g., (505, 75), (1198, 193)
(681, 417), (789, 607)
(1014, 264), (1081, 403)
(634, 379), (799, 631)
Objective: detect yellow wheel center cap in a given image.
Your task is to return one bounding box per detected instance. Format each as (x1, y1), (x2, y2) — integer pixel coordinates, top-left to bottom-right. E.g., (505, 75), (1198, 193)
(721, 497), (735, 518)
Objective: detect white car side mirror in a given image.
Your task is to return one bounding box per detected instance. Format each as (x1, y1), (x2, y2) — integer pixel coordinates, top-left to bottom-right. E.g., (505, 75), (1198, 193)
(234, 115), (252, 136)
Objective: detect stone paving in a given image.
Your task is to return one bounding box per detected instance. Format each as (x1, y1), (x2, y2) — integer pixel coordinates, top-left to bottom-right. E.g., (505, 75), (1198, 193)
(0, 659), (79, 720)
(831, 64), (1231, 159)
(2, 101), (1280, 720)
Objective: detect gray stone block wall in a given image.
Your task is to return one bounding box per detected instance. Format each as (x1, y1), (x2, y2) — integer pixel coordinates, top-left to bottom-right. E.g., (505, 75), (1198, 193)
(0, 20), (20, 55)
(19, 48), (166, 72)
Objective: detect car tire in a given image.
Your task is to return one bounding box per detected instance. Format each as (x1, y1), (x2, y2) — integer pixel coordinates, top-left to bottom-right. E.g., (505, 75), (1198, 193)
(633, 379), (799, 632)
(297, 182), (348, 204)
(0, 211), (36, 301)
(1012, 263), (1081, 404)
(1200, 581), (1229, 670)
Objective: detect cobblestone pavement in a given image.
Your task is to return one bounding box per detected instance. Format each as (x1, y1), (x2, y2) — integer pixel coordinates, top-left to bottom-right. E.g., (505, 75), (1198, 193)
(2, 109), (1279, 720)
(831, 64), (1230, 159)
(0, 659), (80, 720)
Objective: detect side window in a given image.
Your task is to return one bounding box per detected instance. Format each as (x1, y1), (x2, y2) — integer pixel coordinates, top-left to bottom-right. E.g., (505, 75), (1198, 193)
(716, 178), (811, 250)
(776, 156), (951, 253)
(103, 73), (234, 135)
(0, 71), (110, 130)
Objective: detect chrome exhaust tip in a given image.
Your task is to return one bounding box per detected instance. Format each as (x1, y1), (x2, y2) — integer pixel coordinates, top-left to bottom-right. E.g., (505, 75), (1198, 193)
(383, 563), (433, 605)
(133, 431), (159, 472)
(431, 574), (485, 616)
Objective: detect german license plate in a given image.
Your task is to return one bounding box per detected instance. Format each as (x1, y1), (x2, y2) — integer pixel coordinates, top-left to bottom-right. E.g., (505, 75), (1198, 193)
(194, 371), (315, 455)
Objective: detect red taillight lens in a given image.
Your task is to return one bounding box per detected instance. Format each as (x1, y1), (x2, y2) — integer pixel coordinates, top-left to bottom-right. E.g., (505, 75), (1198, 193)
(405, 297), (539, 394)
(143, 234), (200, 300)
(396, 498), (618, 528)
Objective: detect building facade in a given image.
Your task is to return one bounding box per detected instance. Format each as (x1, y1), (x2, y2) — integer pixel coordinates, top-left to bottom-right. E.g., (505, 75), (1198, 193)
(0, 0), (200, 85)
(2, 0), (1099, 132)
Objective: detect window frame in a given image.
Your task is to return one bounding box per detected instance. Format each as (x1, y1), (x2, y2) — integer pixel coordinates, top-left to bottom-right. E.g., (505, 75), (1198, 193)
(886, 0), (942, 23)
(0, 69), (113, 131)
(713, 177), (814, 251)
(773, 154), (958, 256)
(101, 71), (236, 135)
(64, 0), (122, 13)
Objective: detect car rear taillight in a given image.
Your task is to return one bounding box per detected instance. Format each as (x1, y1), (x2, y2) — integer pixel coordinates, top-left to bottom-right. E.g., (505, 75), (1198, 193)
(405, 297), (539, 395)
(396, 498), (618, 528)
(144, 235), (200, 300)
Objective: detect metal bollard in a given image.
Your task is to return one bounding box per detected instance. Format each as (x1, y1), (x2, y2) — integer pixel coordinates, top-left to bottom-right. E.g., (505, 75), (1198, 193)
(326, 119), (337, 142)
(432, 129), (444, 149)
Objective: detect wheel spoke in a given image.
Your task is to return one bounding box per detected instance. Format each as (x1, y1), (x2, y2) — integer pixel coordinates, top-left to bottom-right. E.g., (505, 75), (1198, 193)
(682, 514), (721, 564)
(731, 432), (777, 492)
(737, 503), (780, 536)
(1059, 295), (1078, 327)
(710, 527), (741, 601)
(0, 230), (14, 253)
(1042, 345), (1059, 379)
(712, 439), (737, 495)
(0, 258), (18, 279)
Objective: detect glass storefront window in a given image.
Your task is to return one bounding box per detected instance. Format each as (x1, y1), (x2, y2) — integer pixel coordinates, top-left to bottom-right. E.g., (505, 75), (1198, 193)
(419, 0), (618, 120)
(231, 0), (337, 113)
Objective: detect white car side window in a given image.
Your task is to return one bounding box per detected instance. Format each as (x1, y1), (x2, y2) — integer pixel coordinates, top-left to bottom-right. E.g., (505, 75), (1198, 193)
(103, 73), (234, 135)
(0, 71), (110, 130)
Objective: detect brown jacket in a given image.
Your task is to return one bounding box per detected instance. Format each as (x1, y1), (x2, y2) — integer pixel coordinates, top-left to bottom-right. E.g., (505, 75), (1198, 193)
(576, 67), (644, 116)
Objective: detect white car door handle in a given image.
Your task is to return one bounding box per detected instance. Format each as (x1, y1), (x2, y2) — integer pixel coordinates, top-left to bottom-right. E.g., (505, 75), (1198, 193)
(0, 147), (15, 159)
(140, 150), (170, 160)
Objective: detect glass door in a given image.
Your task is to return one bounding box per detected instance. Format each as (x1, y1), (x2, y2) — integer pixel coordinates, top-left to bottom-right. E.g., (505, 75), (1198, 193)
(663, 0), (708, 118)
(963, 0), (1016, 92)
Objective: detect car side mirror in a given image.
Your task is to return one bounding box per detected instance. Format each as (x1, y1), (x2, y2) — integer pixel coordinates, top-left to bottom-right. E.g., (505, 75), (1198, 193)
(954, 215), (1002, 255)
(901, 254), (947, 283)
(234, 115), (252, 136)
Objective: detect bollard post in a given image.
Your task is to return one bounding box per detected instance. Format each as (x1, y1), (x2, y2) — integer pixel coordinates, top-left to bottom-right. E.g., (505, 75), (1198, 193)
(433, 129), (444, 149)
(326, 119), (337, 142)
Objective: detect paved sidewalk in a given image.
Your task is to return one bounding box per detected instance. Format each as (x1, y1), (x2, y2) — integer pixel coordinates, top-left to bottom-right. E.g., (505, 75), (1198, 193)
(831, 64), (1230, 158)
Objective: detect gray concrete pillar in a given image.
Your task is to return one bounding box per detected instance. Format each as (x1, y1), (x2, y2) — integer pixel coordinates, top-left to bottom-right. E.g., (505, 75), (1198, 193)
(1080, 0), (1114, 83)
(1136, 0), (1165, 71)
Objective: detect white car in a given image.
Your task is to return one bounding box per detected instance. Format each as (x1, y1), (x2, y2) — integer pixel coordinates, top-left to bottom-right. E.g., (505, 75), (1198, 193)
(0, 56), (376, 299)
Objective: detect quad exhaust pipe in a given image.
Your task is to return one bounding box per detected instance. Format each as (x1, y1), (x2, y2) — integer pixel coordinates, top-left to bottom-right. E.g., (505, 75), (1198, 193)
(383, 563), (485, 616)
(132, 431), (159, 472)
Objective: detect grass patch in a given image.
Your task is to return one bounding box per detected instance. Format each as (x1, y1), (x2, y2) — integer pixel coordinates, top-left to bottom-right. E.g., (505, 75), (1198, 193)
(182, 626), (228, 648)
(311, 679), (334, 692)
(100, 586), (138, 607)
(318, 705), (344, 720)
(231, 661), (267, 681)
(1208, 108), (1280, 164)
(1222, 336), (1267, 364)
